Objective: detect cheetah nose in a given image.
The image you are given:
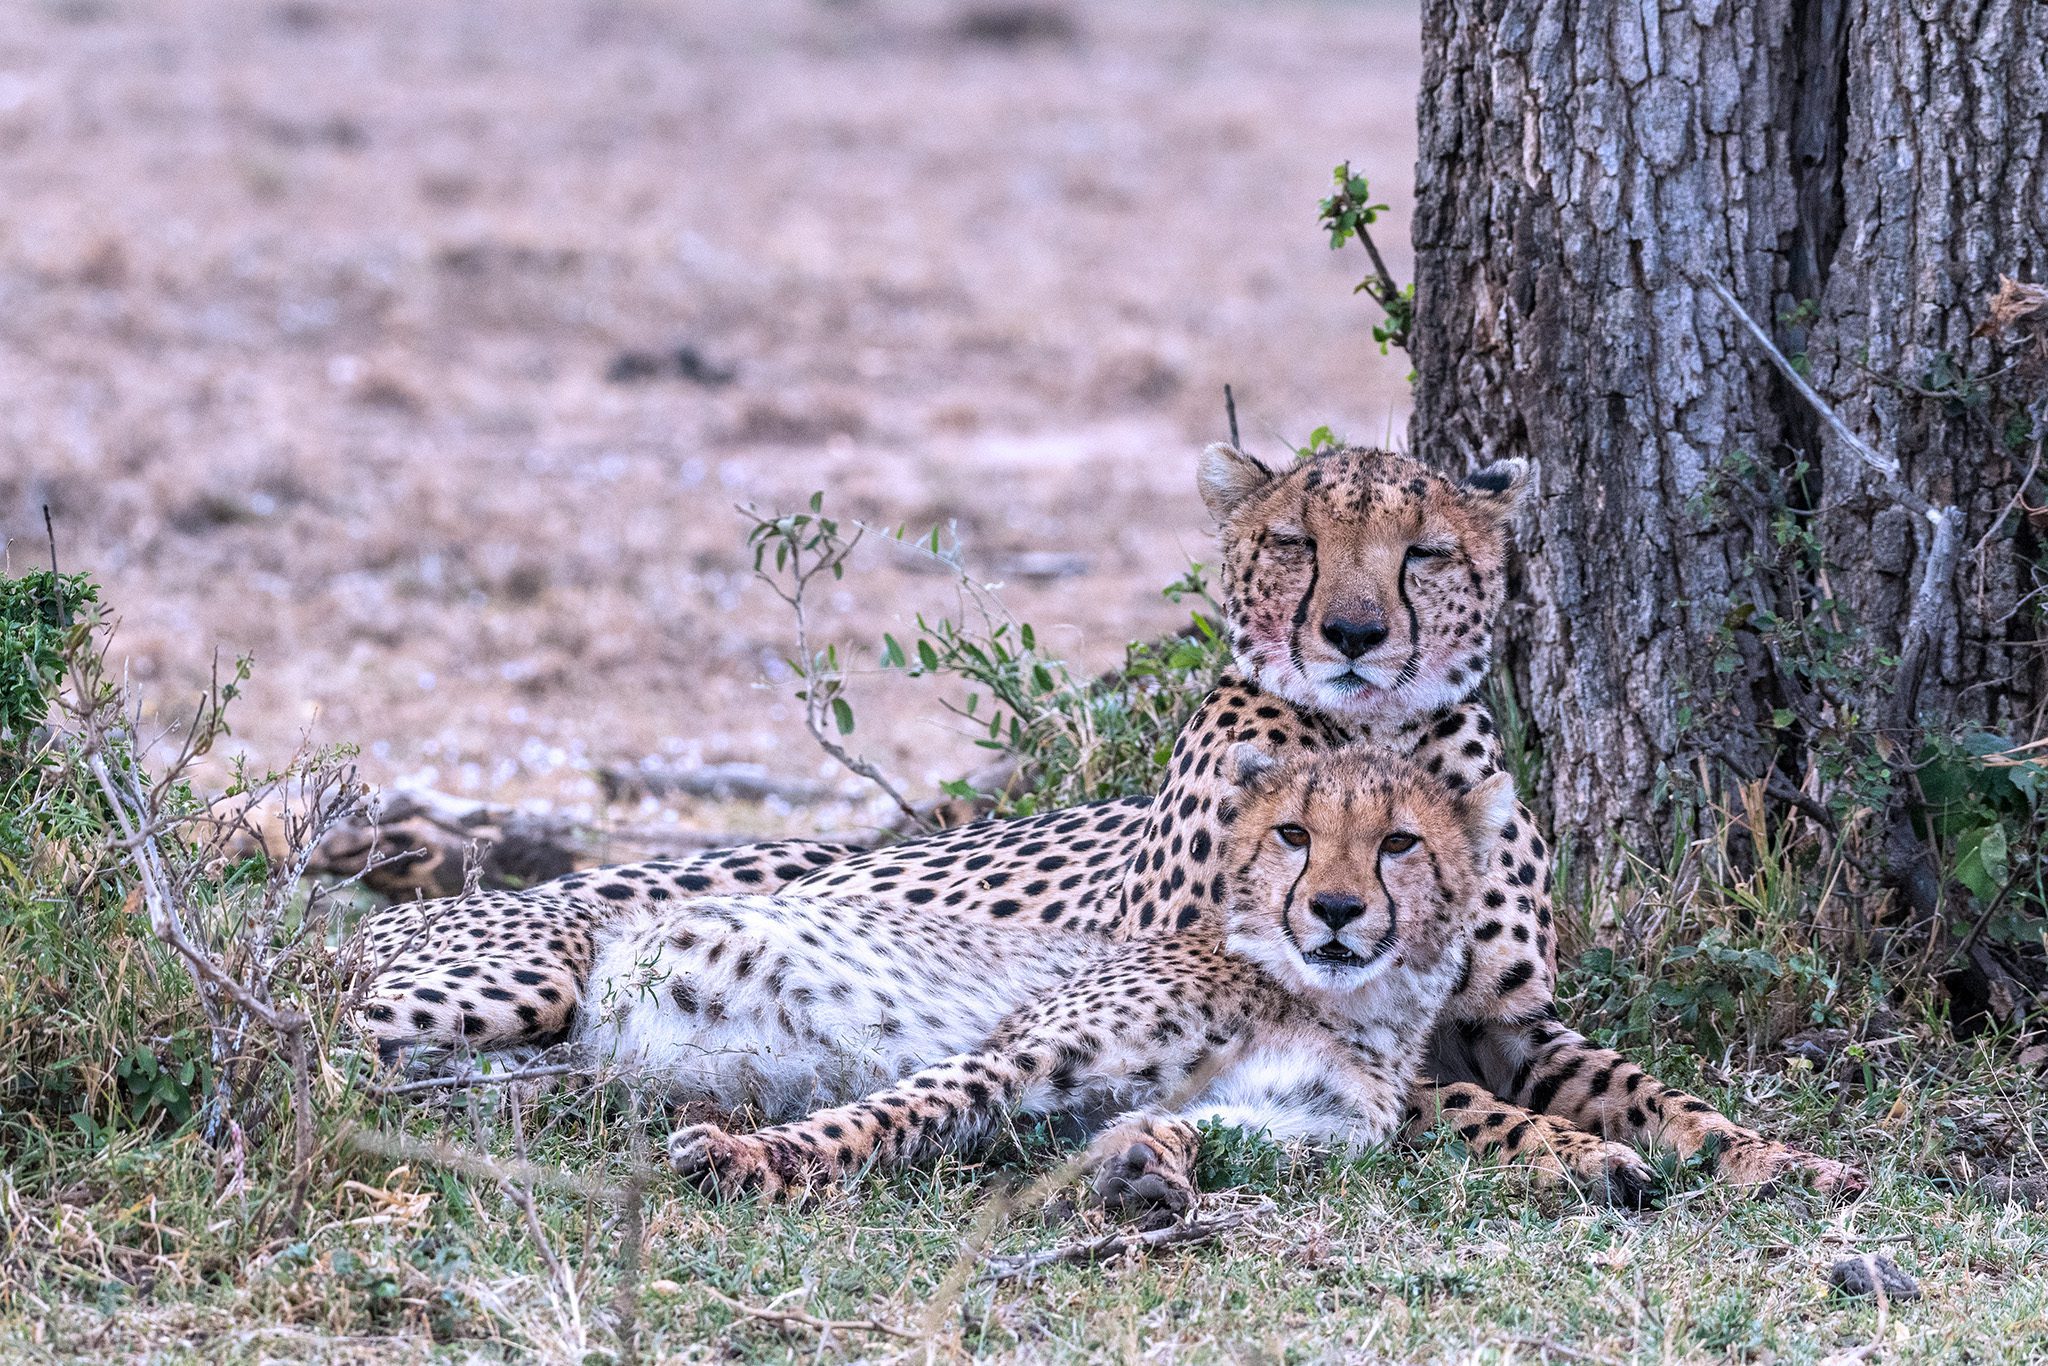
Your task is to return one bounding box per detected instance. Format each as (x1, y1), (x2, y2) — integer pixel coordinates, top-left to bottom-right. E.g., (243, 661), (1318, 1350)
(1320, 616), (1388, 659)
(1308, 893), (1365, 931)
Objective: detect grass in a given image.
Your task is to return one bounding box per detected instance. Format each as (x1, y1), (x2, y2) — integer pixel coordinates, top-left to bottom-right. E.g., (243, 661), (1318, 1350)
(5, 568), (2046, 1364)
(7, 1027), (2045, 1363)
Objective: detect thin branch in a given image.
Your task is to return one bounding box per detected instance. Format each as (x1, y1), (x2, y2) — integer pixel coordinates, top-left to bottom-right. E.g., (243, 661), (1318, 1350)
(1885, 502), (1966, 737)
(87, 753), (300, 1036)
(698, 1284), (916, 1341)
(1693, 273), (1920, 508)
(502, 1100), (576, 1318)
(1355, 228), (1403, 313)
(1223, 384), (1242, 452)
(981, 1199), (1274, 1283)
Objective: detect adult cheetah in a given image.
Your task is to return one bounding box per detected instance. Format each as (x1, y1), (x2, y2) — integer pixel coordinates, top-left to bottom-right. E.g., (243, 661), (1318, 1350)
(352, 443), (1862, 1197)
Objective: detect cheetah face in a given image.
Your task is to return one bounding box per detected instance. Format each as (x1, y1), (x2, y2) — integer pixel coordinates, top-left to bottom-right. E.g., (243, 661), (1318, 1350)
(1199, 443), (1527, 724)
(1220, 742), (1514, 1000)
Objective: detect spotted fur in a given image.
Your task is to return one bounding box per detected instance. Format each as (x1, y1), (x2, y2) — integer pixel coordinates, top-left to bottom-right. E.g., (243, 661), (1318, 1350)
(350, 444), (1862, 1196)
(647, 747), (1511, 1204)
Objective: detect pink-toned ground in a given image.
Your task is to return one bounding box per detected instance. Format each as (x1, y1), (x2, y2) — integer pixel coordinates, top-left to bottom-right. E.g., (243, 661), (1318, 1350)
(1, 0), (1421, 834)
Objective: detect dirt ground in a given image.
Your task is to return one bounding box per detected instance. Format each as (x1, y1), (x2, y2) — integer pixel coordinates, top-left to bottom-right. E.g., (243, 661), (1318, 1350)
(1, 0), (1421, 834)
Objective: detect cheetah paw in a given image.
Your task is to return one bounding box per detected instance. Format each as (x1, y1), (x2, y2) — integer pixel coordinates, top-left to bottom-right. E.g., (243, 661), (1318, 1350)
(669, 1123), (781, 1200)
(1551, 1139), (1662, 1209)
(1084, 1138), (1197, 1226)
(1717, 1140), (1867, 1200)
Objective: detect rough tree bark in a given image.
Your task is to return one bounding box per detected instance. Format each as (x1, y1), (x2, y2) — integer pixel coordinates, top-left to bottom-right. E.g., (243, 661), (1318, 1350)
(1410, 0), (2047, 876)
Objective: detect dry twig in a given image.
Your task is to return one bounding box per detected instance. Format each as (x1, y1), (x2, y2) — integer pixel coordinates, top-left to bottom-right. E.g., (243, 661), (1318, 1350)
(981, 1198), (1274, 1283)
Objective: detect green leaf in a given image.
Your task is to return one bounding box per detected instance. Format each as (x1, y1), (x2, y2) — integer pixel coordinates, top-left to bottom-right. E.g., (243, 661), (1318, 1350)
(831, 698), (855, 736)
(1952, 823), (2009, 903)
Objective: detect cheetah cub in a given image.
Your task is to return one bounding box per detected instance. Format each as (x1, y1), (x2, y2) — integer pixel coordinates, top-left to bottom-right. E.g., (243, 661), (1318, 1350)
(579, 742), (1515, 1210)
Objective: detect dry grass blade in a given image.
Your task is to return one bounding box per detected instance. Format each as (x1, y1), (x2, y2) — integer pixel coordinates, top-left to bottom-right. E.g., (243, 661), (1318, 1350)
(368, 1063), (581, 1097)
(698, 1284), (916, 1341)
(345, 1127), (624, 1202)
(981, 1198), (1274, 1283)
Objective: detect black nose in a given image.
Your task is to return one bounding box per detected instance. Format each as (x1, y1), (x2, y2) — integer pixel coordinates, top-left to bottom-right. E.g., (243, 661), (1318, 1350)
(1320, 616), (1388, 659)
(1309, 893), (1364, 931)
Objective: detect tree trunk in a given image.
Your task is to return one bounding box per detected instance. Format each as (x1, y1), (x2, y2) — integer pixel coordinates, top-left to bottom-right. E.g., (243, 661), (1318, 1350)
(1410, 0), (2048, 877)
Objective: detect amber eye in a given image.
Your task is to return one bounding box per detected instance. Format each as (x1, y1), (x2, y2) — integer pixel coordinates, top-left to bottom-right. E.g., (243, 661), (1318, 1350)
(1381, 832), (1419, 855)
(1275, 824), (1310, 849)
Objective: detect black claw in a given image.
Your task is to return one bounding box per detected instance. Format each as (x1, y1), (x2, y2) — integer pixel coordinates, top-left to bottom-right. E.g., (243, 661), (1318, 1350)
(1607, 1164), (1662, 1210)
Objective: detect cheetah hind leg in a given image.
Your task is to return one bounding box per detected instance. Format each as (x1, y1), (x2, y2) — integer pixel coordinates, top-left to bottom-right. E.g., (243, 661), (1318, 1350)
(1079, 1114), (1202, 1227)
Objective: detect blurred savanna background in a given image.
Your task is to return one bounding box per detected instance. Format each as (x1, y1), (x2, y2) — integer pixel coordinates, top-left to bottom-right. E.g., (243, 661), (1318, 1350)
(3, 0), (1421, 827)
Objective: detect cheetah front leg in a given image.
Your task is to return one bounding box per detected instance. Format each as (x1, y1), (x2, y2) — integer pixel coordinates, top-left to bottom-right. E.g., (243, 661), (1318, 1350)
(669, 1046), (1051, 1201)
(1477, 1018), (1866, 1197)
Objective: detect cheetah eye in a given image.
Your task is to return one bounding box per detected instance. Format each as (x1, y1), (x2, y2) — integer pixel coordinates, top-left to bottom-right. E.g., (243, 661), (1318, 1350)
(1275, 824), (1310, 849)
(1380, 832), (1419, 855)
(1404, 543), (1454, 562)
(1266, 531), (1314, 553)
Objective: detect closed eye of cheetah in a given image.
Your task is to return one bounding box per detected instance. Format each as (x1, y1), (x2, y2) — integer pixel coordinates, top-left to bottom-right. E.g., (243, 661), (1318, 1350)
(352, 442), (1862, 1198)
(594, 743), (1608, 1208)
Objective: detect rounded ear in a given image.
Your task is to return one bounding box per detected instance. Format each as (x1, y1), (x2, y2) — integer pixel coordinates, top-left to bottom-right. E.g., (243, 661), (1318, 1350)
(1225, 741), (1282, 795)
(1460, 458), (1530, 524)
(1199, 443), (1275, 522)
(1455, 769), (1520, 850)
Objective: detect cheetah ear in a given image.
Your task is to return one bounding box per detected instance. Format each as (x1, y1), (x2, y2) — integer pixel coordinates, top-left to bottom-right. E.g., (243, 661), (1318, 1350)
(1225, 741), (1282, 796)
(1199, 443), (1275, 522)
(1454, 770), (1520, 852)
(1460, 458), (1530, 524)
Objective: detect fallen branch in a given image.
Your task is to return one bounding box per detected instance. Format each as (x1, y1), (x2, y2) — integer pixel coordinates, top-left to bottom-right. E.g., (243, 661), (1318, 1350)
(981, 1199), (1274, 1283)
(699, 1284), (916, 1341)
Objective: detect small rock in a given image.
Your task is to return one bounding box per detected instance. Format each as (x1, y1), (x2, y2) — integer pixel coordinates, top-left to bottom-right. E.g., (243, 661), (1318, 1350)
(605, 344), (736, 386)
(1827, 1254), (1920, 1302)
(951, 3), (1078, 46)
(995, 550), (1091, 582)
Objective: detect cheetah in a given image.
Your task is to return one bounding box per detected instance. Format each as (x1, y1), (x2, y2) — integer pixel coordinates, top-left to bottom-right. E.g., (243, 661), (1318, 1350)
(352, 443), (1862, 1197)
(589, 744), (1648, 1207)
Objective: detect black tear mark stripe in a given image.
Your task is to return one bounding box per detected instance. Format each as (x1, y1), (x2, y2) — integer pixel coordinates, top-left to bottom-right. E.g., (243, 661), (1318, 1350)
(1378, 852), (1401, 939)
(1278, 852), (1311, 952)
(1287, 542), (1320, 680)
(1393, 554), (1424, 685)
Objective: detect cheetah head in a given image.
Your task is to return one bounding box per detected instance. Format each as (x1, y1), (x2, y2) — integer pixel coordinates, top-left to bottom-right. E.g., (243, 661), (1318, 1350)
(1220, 741), (1514, 998)
(1199, 443), (1528, 723)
